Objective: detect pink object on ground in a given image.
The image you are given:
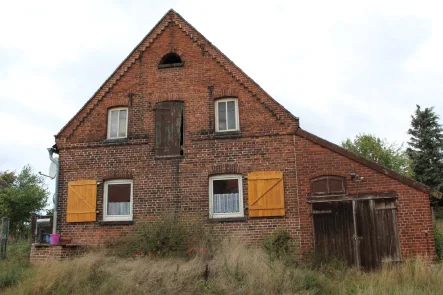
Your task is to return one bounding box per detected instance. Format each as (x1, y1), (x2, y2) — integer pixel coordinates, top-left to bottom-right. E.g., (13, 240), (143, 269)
(50, 234), (61, 245)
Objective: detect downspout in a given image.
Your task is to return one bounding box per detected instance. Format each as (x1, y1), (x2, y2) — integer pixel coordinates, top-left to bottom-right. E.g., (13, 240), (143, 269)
(47, 147), (59, 234)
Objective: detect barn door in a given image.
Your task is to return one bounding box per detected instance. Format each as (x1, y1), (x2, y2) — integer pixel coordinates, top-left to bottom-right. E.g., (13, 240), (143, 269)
(312, 201), (356, 266)
(313, 198), (400, 270)
(356, 199), (401, 270)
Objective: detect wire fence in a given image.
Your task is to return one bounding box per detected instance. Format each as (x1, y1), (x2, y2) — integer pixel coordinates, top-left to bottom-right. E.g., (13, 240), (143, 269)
(1, 216), (10, 260)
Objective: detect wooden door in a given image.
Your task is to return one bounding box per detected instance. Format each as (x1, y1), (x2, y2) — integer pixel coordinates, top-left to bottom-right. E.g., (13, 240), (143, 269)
(312, 201), (356, 266)
(356, 199), (401, 270)
(313, 198), (400, 270)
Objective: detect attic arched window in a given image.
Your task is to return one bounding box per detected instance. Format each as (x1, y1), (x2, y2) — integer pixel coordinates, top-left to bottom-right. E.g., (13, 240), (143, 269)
(310, 176), (346, 196)
(158, 52), (184, 68)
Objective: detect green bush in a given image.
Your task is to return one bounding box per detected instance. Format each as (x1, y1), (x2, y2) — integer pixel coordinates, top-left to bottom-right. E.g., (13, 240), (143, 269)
(111, 217), (212, 258)
(262, 228), (295, 263)
(0, 240), (33, 291)
(435, 207), (443, 220)
(434, 222), (443, 261)
(0, 264), (20, 290)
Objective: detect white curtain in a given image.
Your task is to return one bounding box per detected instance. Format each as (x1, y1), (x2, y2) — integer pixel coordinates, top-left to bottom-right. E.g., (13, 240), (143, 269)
(213, 193), (239, 213)
(108, 202), (130, 215)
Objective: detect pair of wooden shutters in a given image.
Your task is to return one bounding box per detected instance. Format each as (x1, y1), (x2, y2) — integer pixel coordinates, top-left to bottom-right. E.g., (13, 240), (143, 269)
(248, 171), (285, 217)
(155, 101), (184, 156)
(66, 171), (285, 221)
(66, 180), (97, 222)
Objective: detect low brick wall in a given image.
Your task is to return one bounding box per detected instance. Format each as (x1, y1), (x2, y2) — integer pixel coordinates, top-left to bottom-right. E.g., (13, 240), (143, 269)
(30, 244), (86, 264)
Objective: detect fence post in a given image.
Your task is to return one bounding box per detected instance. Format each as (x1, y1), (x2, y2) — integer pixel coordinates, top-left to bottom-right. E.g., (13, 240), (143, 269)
(0, 217), (10, 260)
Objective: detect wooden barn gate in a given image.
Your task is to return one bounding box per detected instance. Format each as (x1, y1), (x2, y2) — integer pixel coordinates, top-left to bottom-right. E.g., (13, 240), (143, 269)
(311, 194), (401, 270)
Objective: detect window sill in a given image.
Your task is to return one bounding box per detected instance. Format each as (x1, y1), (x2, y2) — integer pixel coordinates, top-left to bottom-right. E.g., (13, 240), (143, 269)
(154, 155), (184, 160)
(208, 217), (247, 223)
(99, 220), (134, 226)
(158, 62), (184, 69)
(212, 131), (242, 139)
(103, 138), (128, 143)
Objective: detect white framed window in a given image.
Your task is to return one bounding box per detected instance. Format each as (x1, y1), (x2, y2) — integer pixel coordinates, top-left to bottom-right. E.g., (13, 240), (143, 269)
(209, 174), (244, 218)
(103, 179), (133, 221)
(107, 108), (128, 139)
(215, 98), (239, 132)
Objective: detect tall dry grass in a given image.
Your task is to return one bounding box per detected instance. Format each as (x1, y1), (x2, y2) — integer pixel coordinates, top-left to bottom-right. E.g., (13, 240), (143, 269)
(4, 240), (443, 295)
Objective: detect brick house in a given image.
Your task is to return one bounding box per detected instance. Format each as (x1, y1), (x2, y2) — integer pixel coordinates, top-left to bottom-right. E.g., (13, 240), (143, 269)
(31, 9), (438, 269)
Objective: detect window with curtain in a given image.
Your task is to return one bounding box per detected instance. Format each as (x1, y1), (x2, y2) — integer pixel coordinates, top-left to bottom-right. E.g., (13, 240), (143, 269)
(107, 108), (128, 139)
(104, 180), (133, 221)
(215, 98), (239, 132)
(209, 175), (243, 218)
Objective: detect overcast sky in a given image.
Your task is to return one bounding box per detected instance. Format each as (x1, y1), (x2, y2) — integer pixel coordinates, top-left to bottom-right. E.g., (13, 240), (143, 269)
(1, 0), (442, 202)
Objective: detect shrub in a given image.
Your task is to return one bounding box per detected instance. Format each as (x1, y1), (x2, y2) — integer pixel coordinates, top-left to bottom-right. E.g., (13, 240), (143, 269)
(0, 239), (33, 291)
(435, 207), (443, 220)
(110, 216), (212, 258)
(262, 228), (295, 263)
(434, 221), (443, 261)
(0, 264), (20, 290)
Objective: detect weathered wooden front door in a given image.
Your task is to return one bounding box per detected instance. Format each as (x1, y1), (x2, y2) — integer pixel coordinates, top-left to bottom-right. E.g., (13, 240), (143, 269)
(312, 201), (356, 266)
(313, 198), (400, 270)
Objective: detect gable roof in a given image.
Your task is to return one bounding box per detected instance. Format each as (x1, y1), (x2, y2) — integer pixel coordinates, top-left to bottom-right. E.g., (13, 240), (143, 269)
(295, 128), (436, 196)
(56, 9), (299, 139)
(56, 9), (437, 199)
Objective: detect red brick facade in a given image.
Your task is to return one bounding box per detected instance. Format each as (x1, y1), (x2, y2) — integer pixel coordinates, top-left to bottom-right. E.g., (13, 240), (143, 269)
(47, 10), (435, 261)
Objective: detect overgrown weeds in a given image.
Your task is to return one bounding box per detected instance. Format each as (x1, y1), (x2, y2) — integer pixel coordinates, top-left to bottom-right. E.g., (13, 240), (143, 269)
(434, 219), (443, 261)
(0, 239), (33, 291)
(3, 221), (443, 294)
(107, 216), (214, 259)
(5, 240), (443, 295)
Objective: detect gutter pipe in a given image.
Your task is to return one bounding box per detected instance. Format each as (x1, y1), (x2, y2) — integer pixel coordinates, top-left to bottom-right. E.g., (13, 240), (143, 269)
(47, 147), (59, 234)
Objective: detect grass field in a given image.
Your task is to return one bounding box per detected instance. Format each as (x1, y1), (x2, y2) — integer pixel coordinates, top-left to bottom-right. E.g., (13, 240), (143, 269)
(1, 220), (442, 295)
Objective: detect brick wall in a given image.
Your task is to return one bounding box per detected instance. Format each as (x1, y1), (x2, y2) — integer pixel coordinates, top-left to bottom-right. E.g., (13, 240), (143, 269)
(50, 11), (435, 261)
(30, 244), (86, 264)
(295, 136), (435, 259)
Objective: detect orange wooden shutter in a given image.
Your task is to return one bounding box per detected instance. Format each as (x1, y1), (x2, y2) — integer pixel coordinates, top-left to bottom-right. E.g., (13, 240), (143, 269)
(66, 180), (97, 222)
(248, 171), (285, 217)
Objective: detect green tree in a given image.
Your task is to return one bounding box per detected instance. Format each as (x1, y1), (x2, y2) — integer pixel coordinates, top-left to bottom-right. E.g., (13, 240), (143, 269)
(407, 105), (443, 192)
(341, 133), (413, 177)
(0, 165), (49, 235)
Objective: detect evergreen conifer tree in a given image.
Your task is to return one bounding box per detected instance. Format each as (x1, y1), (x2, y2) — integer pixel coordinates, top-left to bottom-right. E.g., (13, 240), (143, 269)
(407, 105), (443, 192)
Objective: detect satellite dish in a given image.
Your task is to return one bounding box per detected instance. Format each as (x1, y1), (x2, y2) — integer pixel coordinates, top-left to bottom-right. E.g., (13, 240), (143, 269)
(48, 162), (57, 179)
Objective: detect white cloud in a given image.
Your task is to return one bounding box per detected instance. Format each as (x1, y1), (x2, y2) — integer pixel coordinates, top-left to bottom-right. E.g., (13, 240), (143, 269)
(0, 0), (442, 180)
(0, 0), (131, 68)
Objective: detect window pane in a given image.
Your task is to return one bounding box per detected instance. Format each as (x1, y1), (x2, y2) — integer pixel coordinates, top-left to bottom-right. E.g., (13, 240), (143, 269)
(109, 110), (118, 138)
(218, 102), (226, 130)
(227, 101), (236, 130)
(107, 183), (131, 215)
(118, 110), (127, 137)
(213, 179), (239, 213)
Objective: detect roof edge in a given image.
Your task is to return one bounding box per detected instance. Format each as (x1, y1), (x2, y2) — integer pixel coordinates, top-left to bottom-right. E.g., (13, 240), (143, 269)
(171, 10), (300, 124)
(295, 128), (431, 194)
(55, 9), (175, 138)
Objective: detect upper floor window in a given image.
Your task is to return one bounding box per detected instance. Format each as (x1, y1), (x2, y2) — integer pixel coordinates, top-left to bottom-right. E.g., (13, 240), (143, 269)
(155, 101), (184, 156)
(107, 108), (128, 139)
(310, 176), (347, 196)
(158, 52), (184, 68)
(209, 174), (244, 219)
(215, 98), (239, 132)
(104, 179), (133, 221)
